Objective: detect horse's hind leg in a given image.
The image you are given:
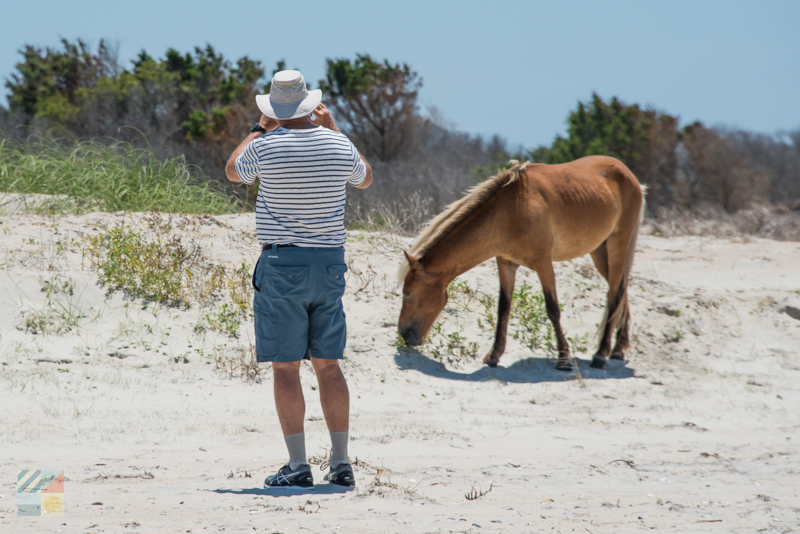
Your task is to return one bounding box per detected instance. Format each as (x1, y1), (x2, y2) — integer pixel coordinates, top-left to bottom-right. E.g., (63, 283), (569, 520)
(531, 260), (572, 371)
(483, 257), (518, 368)
(611, 301), (630, 360)
(590, 242), (628, 360)
(590, 233), (630, 369)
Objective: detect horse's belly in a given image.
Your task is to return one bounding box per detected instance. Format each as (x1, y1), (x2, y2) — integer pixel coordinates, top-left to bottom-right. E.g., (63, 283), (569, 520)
(549, 206), (618, 261)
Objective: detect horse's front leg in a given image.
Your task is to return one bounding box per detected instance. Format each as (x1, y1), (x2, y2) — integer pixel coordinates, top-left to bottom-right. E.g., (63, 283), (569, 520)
(483, 257), (518, 368)
(532, 260), (572, 371)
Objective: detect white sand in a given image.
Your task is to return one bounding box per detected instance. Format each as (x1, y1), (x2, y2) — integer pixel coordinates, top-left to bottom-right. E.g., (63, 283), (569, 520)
(1, 208), (799, 533)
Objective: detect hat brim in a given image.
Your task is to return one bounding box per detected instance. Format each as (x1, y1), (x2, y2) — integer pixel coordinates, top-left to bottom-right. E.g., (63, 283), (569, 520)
(256, 89), (322, 120)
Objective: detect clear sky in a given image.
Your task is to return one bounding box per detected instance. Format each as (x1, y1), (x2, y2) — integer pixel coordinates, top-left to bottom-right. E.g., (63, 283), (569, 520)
(2, 0), (798, 149)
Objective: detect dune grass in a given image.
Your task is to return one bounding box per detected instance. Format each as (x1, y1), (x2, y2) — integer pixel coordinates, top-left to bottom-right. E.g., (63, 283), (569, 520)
(0, 135), (239, 215)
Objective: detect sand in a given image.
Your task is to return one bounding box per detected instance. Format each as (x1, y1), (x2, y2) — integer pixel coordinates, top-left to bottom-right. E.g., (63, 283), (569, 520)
(1, 205), (799, 533)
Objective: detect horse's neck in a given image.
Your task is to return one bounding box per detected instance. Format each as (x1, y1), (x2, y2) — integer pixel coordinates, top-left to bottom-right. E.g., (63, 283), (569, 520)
(420, 208), (499, 281)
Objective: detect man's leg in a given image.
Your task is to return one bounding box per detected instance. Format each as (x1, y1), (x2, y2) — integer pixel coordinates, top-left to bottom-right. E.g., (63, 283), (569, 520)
(311, 358), (350, 473)
(310, 358), (349, 432)
(272, 361), (306, 469)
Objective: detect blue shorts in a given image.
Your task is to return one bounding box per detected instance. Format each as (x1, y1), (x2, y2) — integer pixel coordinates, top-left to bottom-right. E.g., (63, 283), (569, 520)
(251, 246), (348, 362)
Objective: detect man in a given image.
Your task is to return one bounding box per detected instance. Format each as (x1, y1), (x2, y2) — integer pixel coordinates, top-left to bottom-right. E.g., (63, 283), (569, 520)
(225, 70), (372, 488)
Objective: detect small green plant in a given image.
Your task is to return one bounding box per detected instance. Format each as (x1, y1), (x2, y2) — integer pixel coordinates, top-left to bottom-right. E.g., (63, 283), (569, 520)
(447, 278), (475, 310)
(511, 281), (555, 350)
(665, 330), (685, 343)
(195, 303), (242, 338)
(427, 323), (479, 365)
(395, 333), (410, 353)
(567, 332), (589, 353)
(19, 276), (87, 335)
(40, 276), (75, 301)
(21, 306), (83, 335)
(445, 331), (479, 359)
(477, 293), (496, 330)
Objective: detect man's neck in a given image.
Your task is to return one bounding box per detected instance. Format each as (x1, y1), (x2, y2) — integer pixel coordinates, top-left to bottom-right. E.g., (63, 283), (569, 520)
(278, 117), (317, 130)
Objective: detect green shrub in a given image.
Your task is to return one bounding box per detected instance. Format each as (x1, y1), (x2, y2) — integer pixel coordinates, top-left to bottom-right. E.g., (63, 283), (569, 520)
(84, 226), (203, 307)
(83, 222), (253, 330)
(511, 281), (554, 350)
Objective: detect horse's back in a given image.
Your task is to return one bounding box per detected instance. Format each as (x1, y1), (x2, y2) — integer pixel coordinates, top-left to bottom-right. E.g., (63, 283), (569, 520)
(512, 156), (642, 261)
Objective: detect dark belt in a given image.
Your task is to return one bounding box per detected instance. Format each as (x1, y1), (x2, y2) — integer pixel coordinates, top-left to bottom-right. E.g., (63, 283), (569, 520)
(261, 243), (298, 251)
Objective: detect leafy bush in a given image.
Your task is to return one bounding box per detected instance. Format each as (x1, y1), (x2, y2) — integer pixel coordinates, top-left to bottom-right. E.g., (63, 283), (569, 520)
(84, 226), (203, 307)
(83, 221), (253, 336)
(510, 282), (554, 350)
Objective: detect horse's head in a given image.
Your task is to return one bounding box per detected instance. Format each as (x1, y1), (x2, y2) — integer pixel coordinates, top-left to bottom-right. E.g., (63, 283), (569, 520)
(398, 251), (449, 346)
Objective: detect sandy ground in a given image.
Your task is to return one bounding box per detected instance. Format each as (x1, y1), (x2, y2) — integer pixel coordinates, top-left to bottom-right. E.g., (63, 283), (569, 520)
(1, 204), (799, 533)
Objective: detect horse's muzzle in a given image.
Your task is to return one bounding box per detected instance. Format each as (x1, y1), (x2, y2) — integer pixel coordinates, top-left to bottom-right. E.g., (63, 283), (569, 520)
(398, 326), (424, 346)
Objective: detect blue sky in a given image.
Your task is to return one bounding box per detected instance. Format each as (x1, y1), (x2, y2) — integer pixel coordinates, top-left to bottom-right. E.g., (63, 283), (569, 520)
(2, 0), (798, 149)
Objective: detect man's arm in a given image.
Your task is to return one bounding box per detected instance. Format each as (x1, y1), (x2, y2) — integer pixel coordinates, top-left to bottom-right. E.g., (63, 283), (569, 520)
(312, 104), (372, 189)
(225, 115), (279, 183)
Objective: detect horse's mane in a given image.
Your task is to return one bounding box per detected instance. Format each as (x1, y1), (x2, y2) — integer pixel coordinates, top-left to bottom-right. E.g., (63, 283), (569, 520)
(397, 160), (528, 286)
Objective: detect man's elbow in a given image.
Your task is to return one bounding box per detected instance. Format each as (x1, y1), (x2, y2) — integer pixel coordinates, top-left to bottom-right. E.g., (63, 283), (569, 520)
(225, 161), (242, 183)
(355, 169), (372, 189)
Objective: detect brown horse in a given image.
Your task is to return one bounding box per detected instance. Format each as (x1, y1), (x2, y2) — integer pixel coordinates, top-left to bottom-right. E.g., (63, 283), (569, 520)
(397, 156), (644, 370)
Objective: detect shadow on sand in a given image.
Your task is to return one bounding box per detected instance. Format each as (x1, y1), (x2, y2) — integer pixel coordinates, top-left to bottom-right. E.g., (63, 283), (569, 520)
(392, 349), (636, 384)
(212, 483), (352, 497)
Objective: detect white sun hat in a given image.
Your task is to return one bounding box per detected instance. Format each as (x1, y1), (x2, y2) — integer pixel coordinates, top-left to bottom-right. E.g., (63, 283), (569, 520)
(255, 70), (322, 120)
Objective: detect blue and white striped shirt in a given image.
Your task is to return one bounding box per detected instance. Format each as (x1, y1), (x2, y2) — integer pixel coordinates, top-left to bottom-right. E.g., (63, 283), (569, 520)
(235, 126), (367, 247)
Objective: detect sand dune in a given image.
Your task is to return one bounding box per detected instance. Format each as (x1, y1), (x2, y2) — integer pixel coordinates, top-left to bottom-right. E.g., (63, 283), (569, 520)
(1, 209), (798, 533)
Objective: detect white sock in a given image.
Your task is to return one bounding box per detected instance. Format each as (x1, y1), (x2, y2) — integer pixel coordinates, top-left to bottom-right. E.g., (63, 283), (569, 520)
(284, 432), (307, 470)
(330, 431), (349, 469)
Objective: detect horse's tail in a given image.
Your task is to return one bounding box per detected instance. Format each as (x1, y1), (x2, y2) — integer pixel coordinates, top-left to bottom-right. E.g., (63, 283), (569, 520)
(597, 183), (647, 340)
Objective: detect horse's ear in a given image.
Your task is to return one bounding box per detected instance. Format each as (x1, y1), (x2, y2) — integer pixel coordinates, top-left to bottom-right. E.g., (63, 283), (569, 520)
(403, 251), (423, 272)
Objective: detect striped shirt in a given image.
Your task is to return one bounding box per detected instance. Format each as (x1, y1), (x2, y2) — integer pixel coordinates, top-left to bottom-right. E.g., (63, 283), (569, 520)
(235, 126), (367, 247)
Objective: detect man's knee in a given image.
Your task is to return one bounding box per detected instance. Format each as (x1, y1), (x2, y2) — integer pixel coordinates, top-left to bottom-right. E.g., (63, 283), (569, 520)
(273, 361), (302, 375)
(310, 358), (340, 369)
(310, 358), (342, 375)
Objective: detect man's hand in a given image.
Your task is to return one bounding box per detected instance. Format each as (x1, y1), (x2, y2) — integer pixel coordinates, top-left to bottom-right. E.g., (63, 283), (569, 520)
(259, 114), (280, 132)
(311, 104), (339, 132)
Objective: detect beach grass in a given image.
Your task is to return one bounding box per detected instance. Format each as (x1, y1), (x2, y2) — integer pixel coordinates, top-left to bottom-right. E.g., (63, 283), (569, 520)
(0, 135), (239, 215)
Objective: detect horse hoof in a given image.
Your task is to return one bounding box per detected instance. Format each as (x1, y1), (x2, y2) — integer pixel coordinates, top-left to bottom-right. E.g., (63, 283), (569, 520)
(610, 350), (625, 361)
(484, 360), (498, 369)
(590, 358), (606, 369)
(555, 359), (573, 372)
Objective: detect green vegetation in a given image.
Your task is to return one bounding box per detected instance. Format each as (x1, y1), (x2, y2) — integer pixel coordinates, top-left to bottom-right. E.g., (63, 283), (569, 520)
(447, 277), (476, 311)
(5, 40), (267, 144)
(510, 281), (554, 350)
(426, 321), (479, 365)
(19, 276), (88, 335)
(4, 39), (796, 229)
(84, 226), (201, 307)
(0, 136), (238, 215)
(320, 54), (424, 161)
(83, 219), (252, 335)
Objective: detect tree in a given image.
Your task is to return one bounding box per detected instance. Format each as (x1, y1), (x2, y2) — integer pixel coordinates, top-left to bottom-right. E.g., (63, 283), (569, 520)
(319, 54), (426, 161)
(5, 39), (118, 121)
(680, 122), (770, 211)
(531, 93), (681, 211)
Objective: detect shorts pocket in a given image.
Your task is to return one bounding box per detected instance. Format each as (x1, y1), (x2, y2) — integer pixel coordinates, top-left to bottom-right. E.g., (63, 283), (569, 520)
(325, 264), (347, 295)
(251, 257), (261, 292)
(326, 264), (348, 278)
(254, 311), (277, 360)
(271, 265), (308, 298)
